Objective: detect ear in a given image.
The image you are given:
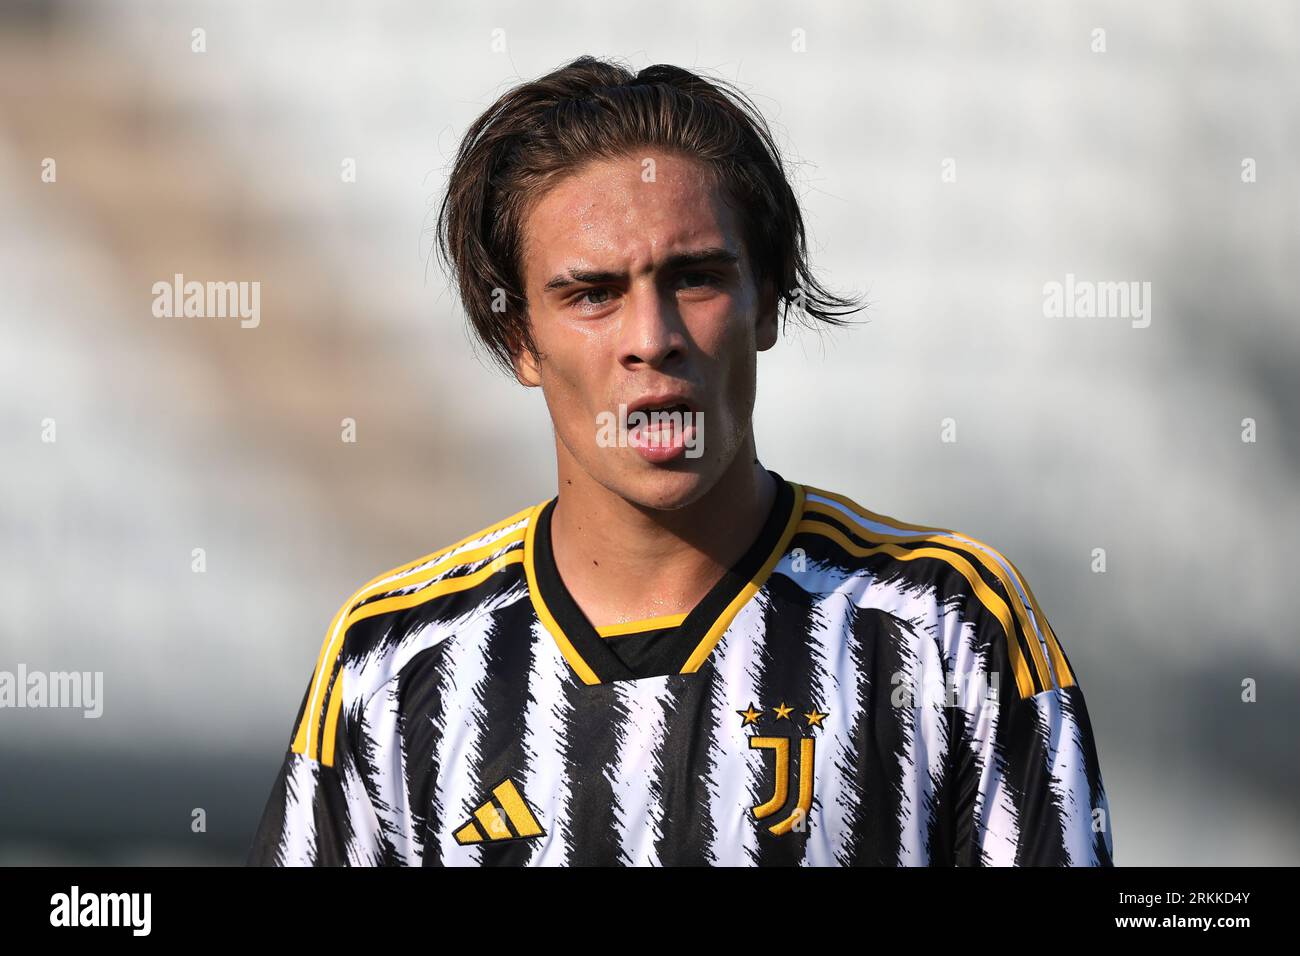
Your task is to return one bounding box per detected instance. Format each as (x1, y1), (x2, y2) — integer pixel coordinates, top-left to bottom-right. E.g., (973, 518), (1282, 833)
(755, 279), (779, 352)
(509, 324), (543, 387)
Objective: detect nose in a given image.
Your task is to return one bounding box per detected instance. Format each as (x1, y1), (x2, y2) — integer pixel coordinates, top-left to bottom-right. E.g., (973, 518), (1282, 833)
(619, 280), (687, 370)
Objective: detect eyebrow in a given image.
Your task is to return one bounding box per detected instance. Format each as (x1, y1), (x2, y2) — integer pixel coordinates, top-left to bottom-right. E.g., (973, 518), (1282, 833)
(542, 247), (740, 292)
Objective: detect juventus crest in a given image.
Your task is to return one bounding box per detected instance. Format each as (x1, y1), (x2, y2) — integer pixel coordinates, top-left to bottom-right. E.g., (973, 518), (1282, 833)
(737, 701), (828, 836)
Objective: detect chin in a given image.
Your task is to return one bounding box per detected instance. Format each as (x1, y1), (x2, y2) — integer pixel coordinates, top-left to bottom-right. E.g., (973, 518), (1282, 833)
(616, 462), (714, 512)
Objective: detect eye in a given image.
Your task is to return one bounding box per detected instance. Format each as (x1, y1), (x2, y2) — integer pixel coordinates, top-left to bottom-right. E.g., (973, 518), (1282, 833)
(573, 287), (614, 308)
(677, 271), (721, 290)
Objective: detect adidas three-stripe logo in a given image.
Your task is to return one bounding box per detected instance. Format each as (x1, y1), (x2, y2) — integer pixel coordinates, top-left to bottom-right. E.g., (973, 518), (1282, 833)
(453, 779), (546, 845)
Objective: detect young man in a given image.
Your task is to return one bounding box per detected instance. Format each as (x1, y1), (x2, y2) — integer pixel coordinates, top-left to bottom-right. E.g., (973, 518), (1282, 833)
(247, 56), (1114, 866)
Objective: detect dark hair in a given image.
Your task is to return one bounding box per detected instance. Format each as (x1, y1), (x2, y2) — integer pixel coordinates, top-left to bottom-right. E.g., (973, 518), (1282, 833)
(435, 55), (863, 376)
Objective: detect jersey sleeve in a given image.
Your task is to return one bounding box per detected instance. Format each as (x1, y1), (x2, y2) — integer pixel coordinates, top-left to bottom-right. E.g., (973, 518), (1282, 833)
(950, 554), (1115, 866)
(958, 682), (1115, 866)
(246, 617), (389, 866)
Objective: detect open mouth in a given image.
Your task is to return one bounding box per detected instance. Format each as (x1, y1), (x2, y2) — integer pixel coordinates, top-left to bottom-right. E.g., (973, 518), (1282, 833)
(623, 392), (698, 426)
(622, 398), (700, 461)
(630, 402), (692, 421)
(624, 402), (696, 441)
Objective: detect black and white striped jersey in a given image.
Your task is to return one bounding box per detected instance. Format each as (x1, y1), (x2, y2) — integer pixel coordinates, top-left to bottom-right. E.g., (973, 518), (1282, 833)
(247, 470), (1114, 866)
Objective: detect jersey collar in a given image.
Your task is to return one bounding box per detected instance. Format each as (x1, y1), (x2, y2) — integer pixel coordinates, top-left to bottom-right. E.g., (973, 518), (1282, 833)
(523, 470), (804, 685)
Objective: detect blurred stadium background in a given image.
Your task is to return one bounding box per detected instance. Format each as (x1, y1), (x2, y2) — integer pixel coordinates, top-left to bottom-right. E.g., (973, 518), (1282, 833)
(0, 0), (1296, 864)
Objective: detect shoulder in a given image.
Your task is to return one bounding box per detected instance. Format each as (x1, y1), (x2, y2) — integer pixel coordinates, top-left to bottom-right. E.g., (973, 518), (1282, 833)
(335, 501), (536, 635)
(794, 480), (1076, 702)
(288, 500), (539, 766)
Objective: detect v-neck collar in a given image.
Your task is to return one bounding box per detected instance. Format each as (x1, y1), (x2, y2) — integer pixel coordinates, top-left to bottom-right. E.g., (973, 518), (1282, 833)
(523, 470), (804, 685)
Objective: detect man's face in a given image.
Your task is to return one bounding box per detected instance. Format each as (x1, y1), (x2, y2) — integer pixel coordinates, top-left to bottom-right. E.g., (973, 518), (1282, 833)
(515, 149), (778, 510)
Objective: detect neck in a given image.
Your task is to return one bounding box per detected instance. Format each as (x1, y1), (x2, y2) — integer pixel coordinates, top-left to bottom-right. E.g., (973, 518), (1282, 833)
(549, 438), (776, 628)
